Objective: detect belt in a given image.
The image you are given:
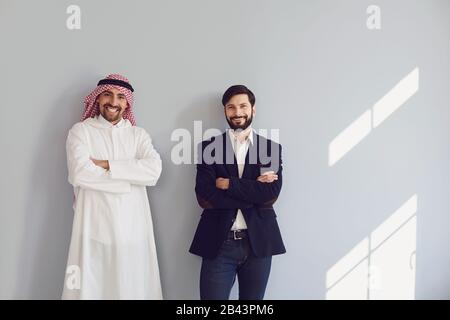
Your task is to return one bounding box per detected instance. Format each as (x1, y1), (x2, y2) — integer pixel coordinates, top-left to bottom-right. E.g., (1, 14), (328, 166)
(227, 229), (248, 240)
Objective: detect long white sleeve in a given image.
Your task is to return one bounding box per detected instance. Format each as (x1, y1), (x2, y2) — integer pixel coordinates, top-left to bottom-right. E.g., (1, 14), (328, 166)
(109, 128), (162, 186)
(66, 123), (131, 194)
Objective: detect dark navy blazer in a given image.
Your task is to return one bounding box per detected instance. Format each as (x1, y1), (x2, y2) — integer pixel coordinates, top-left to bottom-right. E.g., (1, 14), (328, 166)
(189, 132), (286, 259)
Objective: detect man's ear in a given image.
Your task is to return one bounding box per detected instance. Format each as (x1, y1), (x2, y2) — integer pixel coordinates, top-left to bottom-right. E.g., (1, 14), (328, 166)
(252, 105), (256, 116)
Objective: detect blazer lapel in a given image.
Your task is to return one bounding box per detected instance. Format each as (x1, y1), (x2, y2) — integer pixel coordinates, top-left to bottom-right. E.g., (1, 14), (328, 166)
(242, 133), (258, 179)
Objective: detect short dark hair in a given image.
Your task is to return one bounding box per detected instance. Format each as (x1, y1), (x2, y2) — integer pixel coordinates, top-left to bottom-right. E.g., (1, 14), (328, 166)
(222, 85), (255, 107)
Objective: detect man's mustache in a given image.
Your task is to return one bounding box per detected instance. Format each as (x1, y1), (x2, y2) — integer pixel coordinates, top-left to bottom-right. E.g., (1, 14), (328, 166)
(230, 116), (247, 120)
(103, 104), (120, 110)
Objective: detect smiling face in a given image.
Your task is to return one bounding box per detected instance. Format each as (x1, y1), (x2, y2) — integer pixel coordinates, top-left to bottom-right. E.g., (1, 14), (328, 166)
(96, 87), (128, 124)
(224, 93), (255, 130)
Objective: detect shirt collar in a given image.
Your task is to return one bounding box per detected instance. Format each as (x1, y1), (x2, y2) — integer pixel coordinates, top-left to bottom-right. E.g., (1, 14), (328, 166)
(228, 127), (254, 145)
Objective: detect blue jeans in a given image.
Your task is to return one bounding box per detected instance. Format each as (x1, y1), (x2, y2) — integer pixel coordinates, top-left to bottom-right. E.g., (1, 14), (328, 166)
(200, 236), (272, 300)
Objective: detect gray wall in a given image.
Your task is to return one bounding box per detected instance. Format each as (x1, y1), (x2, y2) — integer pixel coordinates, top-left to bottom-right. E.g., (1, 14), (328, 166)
(1, 0), (449, 299)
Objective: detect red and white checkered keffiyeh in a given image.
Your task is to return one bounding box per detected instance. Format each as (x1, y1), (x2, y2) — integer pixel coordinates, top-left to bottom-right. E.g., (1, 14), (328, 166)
(81, 74), (136, 126)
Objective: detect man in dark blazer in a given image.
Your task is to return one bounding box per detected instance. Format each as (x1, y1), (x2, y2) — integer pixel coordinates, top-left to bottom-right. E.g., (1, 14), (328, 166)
(189, 85), (285, 300)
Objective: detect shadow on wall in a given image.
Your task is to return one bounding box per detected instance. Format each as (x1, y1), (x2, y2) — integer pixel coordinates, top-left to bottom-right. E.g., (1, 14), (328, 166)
(148, 92), (226, 299)
(14, 74), (94, 299)
(326, 194), (418, 300)
(324, 67), (420, 300)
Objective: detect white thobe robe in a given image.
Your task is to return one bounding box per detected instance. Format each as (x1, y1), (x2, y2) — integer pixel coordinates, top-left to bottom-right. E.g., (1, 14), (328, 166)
(62, 115), (163, 300)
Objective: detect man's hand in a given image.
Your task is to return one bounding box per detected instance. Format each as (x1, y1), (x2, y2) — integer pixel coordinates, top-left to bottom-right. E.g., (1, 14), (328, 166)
(216, 178), (230, 190)
(257, 171), (278, 183)
(90, 158), (110, 171)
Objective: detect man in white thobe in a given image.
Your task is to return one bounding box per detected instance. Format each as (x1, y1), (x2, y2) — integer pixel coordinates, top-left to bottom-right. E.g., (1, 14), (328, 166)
(62, 74), (163, 299)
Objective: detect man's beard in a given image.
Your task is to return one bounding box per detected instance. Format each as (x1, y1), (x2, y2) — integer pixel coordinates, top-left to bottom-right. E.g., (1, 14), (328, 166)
(227, 113), (253, 130)
(100, 104), (122, 123)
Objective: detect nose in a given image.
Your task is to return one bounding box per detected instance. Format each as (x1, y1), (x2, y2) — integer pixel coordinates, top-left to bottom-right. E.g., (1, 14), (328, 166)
(112, 95), (119, 107)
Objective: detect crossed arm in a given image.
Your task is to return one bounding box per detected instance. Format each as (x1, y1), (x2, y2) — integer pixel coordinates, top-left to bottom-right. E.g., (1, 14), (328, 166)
(66, 124), (161, 193)
(195, 144), (283, 209)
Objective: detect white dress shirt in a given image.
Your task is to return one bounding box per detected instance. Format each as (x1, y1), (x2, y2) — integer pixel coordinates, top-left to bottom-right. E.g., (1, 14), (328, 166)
(228, 128), (254, 231)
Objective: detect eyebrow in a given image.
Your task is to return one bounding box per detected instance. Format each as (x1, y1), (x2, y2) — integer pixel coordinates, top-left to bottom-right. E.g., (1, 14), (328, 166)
(226, 103), (249, 107)
(102, 90), (125, 97)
